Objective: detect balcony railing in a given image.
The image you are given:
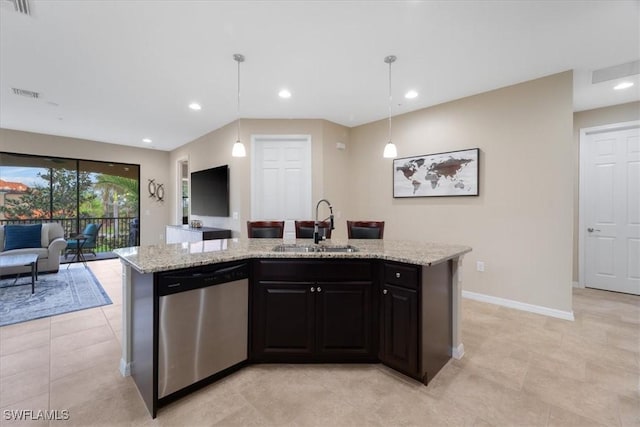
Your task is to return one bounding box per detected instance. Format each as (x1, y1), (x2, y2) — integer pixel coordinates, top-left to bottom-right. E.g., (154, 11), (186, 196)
(0, 217), (139, 253)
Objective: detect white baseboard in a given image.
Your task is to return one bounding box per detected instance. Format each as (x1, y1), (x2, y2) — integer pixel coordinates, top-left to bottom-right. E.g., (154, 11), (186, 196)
(462, 290), (575, 321)
(452, 343), (464, 359)
(119, 358), (131, 377)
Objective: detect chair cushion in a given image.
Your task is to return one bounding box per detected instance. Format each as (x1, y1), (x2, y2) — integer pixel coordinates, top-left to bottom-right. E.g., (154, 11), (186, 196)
(297, 226), (332, 239)
(4, 224), (43, 250)
(350, 226), (381, 239)
(2, 247), (48, 258)
(251, 227), (281, 238)
(83, 224), (98, 241)
(297, 226), (315, 238)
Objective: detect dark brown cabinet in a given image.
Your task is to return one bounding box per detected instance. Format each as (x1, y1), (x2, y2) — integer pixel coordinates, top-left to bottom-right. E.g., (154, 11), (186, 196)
(251, 260), (376, 362)
(315, 281), (372, 357)
(381, 283), (418, 376)
(380, 262), (420, 377)
(253, 281), (315, 357)
(380, 260), (453, 385)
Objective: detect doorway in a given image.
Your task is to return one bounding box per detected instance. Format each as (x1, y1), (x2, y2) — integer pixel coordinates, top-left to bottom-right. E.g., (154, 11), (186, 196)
(177, 159), (189, 225)
(579, 121), (640, 295)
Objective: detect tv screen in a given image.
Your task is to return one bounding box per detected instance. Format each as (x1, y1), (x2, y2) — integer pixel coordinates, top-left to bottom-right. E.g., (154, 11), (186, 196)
(190, 165), (230, 217)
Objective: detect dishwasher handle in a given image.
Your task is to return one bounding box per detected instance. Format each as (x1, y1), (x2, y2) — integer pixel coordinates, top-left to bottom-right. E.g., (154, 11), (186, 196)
(158, 262), (248, 296)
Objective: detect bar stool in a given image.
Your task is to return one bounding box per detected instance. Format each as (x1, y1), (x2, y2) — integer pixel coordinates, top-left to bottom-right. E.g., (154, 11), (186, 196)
(294, 220), (332, 239)
(347, 221), (385, 239)
(247, 221), (285, 238)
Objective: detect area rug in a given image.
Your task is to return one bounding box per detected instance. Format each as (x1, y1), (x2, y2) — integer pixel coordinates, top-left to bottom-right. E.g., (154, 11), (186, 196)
(0, 267), (112, 327)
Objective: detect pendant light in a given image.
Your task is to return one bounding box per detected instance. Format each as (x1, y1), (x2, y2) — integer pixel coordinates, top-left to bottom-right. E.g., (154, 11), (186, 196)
(383, 55), (398, 158)
(232, 53), (247, 157)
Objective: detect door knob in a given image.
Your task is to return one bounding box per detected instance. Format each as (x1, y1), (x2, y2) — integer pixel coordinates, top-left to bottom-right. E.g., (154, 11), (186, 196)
(310, 287), (315, 292)
(383, 289), (388, 295)
(317, 287), (322, 292)
(587, 228), (601, 232)
(395, 273), (401, 278)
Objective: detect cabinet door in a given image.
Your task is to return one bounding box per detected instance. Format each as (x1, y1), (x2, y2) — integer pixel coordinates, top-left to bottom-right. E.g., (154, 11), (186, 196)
(381, 284), (418, 375)
(315, 282), (374, 360)
(252, 281), (315, 360)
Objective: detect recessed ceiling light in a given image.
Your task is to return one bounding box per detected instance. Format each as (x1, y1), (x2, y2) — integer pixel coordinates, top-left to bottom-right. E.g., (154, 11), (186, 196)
(189, 103), (202, 110)
(405, 90), (418, 99)
(278, 89), (292, 99)
(142, 138), (152, 143)
(613, 82), (634, 90)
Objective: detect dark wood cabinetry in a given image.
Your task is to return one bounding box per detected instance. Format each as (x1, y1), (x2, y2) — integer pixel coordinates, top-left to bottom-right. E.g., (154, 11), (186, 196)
(380, 260), (452, 384)
(253, 281), (315, 357)
(380, 262), (420, 376)
(316, 281), (372, 357)
(381, 283), (419, 376)
(251, 260), (377, 362)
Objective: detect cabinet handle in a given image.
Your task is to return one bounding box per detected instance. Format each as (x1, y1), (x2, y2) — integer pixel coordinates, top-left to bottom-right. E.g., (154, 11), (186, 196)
(317, 287), (322, 292)
(395, 272), (401, 278)
(383, 289), (388, 295)
(310, 287), (315, 292)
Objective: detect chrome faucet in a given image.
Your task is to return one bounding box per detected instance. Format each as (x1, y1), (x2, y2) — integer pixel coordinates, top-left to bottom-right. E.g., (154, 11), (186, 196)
(314, 199), (334, 244)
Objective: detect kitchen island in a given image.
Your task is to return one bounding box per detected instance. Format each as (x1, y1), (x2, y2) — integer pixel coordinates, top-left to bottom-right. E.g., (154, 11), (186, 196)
(114, 238), (471, 417)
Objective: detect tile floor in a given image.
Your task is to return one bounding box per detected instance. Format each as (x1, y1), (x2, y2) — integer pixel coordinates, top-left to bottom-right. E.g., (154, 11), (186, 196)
(1, 259), (638, 426)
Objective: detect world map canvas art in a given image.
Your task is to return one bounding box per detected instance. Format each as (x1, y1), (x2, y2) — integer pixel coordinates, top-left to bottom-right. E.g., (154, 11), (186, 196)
(393, 148), (479, 197)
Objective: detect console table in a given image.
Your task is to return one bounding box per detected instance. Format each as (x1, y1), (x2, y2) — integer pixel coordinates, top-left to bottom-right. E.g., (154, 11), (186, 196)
(165, 225), (232, 244)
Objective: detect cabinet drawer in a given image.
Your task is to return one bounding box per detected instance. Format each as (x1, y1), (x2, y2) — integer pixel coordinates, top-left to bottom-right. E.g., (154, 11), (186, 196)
(384, 263), (419, 289)
(256, 259), (373, 281)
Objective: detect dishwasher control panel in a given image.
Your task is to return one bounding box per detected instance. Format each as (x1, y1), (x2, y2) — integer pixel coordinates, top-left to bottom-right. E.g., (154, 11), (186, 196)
(157, 262), (248, 296)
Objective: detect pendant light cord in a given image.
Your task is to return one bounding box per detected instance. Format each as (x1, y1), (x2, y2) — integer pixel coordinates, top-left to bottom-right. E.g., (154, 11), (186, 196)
(236, 56), (241, 142)
(387, 59), (392, 143)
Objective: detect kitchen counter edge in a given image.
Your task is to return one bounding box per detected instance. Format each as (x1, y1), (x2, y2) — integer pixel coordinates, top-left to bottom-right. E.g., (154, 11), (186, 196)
(113, 238), (472, 274)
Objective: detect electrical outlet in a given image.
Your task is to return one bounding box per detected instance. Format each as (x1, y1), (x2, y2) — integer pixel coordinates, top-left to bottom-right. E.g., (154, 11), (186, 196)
(476, 261), (485, 272)
(232, 212), (239, 220)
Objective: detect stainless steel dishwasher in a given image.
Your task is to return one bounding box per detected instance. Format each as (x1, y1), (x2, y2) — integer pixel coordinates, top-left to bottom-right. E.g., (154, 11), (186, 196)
(157, 262), (248, 399)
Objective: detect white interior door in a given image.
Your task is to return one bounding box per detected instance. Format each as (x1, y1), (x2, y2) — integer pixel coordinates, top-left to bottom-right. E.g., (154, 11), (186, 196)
(581, 123), (640, 295)
(251, 135), (312, 238)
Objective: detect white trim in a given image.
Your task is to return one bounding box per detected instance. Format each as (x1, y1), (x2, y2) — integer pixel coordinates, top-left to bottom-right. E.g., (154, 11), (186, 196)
(572, 281), (583, 289)
(119, 358), (131, 377)
(462, 290), (575, 321)
(578, 120), (640, 288)
(175, 156), (189, 225)
(452, 343), (464, 359)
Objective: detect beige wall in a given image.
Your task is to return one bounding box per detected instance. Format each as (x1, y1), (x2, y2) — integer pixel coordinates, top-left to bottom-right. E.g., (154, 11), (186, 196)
(348, 72), (575, 312)
(321, 120), (351, 240)
(572, 101), (640, 281)
(2, 71), (602, 314)
(0, 129), (171, 245)
(168, 119), (351, 237)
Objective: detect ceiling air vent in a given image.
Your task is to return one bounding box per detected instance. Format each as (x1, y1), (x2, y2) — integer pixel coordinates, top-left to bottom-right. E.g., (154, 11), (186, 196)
(592, 60), (640, 84)
(2, 0), (30, 15)
(12, 87), (39, 98)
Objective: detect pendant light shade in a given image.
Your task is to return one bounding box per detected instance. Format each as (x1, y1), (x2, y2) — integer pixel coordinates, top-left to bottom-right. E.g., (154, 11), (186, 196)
(383, 141), (397, 158)
(232, 54), (246, 157)
(383, 55), (398, 159)
(232, 139), (246, 157)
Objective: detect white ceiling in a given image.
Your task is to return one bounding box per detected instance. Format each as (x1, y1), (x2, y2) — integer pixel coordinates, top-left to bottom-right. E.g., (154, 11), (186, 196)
(1, 0), (639, 151)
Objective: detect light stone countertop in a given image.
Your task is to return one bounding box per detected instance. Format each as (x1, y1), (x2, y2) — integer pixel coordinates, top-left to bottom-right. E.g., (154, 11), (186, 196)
(114, 238), (472, 274)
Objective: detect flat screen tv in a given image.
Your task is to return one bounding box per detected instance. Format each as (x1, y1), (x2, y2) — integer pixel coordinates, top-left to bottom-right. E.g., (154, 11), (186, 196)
(190, 165), (230, 217)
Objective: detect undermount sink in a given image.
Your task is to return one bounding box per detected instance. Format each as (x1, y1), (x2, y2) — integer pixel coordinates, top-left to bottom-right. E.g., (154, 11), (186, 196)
(272, 244), (359, 253)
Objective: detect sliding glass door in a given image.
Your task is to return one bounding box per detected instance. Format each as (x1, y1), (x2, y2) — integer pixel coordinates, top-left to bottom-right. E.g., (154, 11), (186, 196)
(0, 152), (140, 253)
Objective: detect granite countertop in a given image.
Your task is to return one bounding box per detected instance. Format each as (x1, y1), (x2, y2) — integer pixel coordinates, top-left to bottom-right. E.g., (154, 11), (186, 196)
(114, 238), (471, 274)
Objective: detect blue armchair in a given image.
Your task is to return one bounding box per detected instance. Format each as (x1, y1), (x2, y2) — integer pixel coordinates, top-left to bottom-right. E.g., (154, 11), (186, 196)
(65, 223), (102, 259)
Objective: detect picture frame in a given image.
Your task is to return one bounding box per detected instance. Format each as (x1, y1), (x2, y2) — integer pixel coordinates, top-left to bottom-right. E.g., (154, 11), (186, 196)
(393, 148), (480, 198)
